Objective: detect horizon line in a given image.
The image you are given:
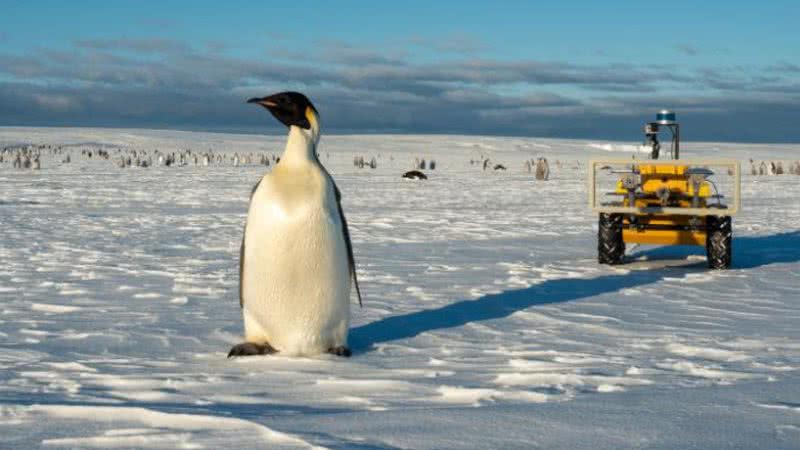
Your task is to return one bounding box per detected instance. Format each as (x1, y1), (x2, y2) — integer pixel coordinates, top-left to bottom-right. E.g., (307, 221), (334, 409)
(1, 124), (798, 147)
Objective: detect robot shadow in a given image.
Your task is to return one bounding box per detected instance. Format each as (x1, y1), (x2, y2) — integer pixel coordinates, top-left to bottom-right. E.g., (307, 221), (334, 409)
(350, 231), (800, 352)
(629, 230), (800, 269)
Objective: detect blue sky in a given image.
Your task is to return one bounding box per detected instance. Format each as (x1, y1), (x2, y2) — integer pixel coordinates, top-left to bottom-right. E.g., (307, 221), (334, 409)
(1, 1), (799, 142)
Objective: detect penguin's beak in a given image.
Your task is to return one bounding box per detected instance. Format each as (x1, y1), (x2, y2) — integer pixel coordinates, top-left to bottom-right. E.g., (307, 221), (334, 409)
(247, 97), (278, 108)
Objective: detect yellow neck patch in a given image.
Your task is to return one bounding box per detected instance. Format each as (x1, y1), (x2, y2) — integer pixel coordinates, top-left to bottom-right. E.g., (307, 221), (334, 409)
(304, 105), (320, 143)
(305, 106), (319, 134)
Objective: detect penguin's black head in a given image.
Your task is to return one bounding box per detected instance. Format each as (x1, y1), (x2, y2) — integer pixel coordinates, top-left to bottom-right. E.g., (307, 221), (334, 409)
(247, 91), (318, 130)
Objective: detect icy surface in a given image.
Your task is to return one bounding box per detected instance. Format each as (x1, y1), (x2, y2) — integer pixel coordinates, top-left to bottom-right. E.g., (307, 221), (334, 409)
(1, 127), (799, 449)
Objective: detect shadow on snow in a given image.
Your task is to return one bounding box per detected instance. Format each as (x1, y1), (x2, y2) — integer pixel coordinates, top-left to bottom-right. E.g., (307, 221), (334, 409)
(351, 231), (800, 351)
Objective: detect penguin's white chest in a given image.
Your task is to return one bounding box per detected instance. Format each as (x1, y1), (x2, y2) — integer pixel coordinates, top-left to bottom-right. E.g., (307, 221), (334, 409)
(241, 172), (351, 356)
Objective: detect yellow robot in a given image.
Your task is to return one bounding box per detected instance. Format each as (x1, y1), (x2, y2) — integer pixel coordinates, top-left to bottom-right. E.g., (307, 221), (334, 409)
(589, 111), (740, 269)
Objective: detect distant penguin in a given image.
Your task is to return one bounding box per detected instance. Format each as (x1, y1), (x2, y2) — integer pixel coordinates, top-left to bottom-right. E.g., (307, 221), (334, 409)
(402, 170), (427, 180)
(429, 160), (436, 170)
(32, 156), (40, 170)
(776, 162), (784, 175)
(229, 91), (361, 358)
(759, 161), (766, 176)
(535, 158), (550, 181)
(419, 159), (426, 170)
(493, 164), (506, 171)
(369, 157), (377, 169)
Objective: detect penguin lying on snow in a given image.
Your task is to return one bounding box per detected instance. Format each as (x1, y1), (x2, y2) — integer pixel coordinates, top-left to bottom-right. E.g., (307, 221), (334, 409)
(402, 170), (427, 180)
(229, 92), (362, 358)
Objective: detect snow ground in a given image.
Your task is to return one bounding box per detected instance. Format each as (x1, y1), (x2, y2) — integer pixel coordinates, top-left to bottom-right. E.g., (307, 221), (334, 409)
(1, 127), (799, 449)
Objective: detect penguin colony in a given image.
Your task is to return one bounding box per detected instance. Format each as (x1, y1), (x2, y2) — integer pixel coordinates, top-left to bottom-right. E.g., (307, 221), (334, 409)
(1, 145), (44, 170)
(0, 143), (568, 182)
(0, 144), (568, 192)
(4, 144), (796, 183)
(0, 144), (281, 171)
(0, 144), (455, 179)
(748, 159), (799, 176)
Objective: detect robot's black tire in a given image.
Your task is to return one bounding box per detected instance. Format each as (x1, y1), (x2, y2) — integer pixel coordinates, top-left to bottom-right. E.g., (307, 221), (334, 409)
(598, 213), (625, 265)
(706, 216), (732, 269)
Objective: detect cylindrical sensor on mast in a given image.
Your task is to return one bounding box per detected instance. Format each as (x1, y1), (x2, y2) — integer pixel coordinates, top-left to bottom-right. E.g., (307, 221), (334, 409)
(656, 110), (676, 125)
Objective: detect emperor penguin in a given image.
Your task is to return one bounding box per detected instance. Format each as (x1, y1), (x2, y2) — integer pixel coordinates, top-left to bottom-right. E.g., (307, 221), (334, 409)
(229, 91), (362, 358)
(535, 157), (550, 180)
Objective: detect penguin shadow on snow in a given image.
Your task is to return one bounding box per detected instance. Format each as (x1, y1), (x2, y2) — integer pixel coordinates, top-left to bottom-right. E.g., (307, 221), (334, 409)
(350, 231), (800, 352)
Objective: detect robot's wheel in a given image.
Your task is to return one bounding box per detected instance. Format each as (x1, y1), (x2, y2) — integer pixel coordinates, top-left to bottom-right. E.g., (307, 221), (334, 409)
(598, 213), (625, 265)
(706, 216), (732, 269)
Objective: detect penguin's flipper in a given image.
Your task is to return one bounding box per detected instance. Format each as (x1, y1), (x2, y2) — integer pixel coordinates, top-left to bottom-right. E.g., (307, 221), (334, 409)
(333, 184), (363, 308)
(239, 179), (262, 308)
(238, 236), (246, 308)
(228, 342), (277, 358)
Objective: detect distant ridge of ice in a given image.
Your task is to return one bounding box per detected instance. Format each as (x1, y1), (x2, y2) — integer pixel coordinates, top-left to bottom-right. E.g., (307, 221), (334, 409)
(588, 142), (651, 153)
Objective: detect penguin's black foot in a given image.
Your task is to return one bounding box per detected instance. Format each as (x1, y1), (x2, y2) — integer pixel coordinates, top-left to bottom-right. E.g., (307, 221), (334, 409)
(227, 342), (276, 358)
(327, 346), (352, 357)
